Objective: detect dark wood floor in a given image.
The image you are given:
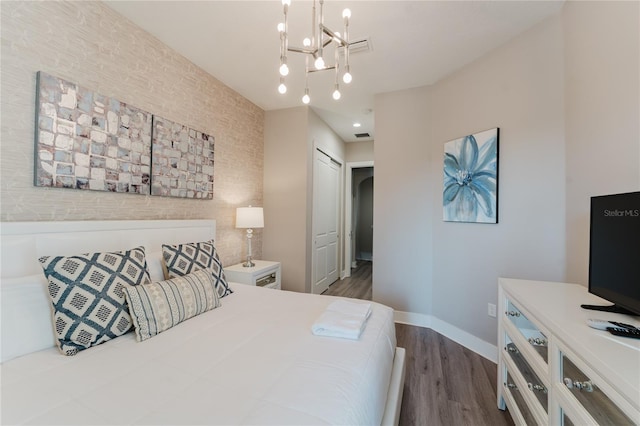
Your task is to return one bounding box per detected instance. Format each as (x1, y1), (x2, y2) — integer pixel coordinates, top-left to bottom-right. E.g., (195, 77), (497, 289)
(396, 323), (514, 426)
(322, 262), (514, 426)
(322, 260), (372, 300)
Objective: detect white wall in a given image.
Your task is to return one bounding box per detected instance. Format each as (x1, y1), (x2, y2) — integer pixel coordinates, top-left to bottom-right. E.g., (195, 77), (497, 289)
(264, 107), (345, 292)
(309, 111), (346, 164)
(429, 16), (566, 345)
(346, 141), (374, 163)
(563, 1), (640, 285)
(263, 107), (309, 293)
(374, 86), (434, 314)
(374, 1), (639, 351)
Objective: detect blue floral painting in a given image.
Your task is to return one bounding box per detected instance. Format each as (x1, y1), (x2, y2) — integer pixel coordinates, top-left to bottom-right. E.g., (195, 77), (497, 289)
(443, 128), (499, 223)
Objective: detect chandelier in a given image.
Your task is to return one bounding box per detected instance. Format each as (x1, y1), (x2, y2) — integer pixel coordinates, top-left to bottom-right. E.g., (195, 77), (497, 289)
(278, 0), (353, 104)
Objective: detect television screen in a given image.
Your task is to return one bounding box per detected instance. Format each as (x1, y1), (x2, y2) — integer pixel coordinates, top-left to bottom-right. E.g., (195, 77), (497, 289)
(587, 191), (640, 315)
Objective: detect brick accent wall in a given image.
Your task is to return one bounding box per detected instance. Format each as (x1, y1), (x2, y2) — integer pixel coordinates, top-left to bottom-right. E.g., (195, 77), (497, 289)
(0, 1), (264, 265)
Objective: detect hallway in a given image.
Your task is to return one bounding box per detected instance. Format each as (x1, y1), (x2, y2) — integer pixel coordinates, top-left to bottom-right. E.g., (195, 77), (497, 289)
(322, 260), (372, 300)
(322, 261), (372, 300)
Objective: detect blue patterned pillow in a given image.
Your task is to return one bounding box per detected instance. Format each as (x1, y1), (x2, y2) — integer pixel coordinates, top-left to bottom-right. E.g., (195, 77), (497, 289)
(124, 269), (221, 342)
(162, 240), (232, 298)
(38, 247), (150, 356)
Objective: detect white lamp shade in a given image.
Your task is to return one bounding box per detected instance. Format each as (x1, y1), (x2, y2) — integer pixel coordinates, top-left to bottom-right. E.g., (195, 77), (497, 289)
(236, 207), (264, 229)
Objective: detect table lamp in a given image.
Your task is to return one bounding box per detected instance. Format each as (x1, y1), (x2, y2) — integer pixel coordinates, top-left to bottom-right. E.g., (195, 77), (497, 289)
(235, 206), (264, 267)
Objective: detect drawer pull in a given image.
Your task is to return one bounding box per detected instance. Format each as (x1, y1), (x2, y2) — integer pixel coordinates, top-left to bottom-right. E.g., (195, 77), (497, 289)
(564, 378), (594, 392)
(506, 311), (521, 317)
(528, 337), (547, 346)
(505, 382), (518, 390)
(506, 346), (519, 354)
(256, 273), (277, 287)
(528, 383), (548, 394)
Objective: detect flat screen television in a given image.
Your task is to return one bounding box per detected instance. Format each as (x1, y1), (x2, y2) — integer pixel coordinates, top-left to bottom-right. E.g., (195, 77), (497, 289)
(582, 191), (640, 316)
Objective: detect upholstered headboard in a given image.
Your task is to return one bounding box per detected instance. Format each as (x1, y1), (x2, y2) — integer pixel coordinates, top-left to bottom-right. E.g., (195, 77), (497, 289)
(1, 220), (216, 279)
(0, 219), (216, 362)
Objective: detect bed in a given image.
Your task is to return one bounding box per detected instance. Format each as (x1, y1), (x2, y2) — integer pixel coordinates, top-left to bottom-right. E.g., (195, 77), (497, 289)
(0, 219), (406, 425)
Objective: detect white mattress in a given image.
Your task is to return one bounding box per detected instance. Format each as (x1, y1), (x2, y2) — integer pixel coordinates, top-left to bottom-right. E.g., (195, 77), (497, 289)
(1, 284), (397, 425)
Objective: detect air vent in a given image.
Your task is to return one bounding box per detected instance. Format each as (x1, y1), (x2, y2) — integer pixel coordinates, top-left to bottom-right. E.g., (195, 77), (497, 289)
(343, 37), (372, 55)
(355, 133), (370, 138)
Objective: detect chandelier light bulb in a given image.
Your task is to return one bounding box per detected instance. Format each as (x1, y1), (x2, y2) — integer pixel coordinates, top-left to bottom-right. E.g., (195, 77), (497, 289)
(277, 1), (354, 105)
(279, 63), (289, 76)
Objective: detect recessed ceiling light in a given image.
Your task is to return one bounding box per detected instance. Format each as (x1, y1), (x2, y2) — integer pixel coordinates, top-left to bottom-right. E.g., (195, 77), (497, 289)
(353, 122), (361, 128)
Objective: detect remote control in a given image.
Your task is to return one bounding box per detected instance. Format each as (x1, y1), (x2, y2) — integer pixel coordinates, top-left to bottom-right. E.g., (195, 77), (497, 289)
(587, 319), (640, 332)
(608, 321), (640, 330)
(606, 327), (640, 339)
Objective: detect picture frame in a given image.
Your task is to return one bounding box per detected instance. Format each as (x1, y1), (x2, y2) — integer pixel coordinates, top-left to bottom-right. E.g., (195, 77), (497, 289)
(34, 72), (152, 194)
(33, 72), (216, 200)
(151, 115), (215, 199)
(443, 128), (499, 223)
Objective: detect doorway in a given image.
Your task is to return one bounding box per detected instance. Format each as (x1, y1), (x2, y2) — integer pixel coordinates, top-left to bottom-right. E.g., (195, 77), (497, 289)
(355, 174), (373, 262)
(344, 162), (374, 278)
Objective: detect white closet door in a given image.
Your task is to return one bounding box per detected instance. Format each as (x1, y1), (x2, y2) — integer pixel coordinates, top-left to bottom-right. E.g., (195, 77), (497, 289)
(312, 149), (340, 294)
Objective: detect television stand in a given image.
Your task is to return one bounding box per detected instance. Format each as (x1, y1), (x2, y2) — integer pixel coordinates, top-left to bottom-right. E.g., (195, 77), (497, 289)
(498, 279), (640, 424)
(580, 303), (639, 316)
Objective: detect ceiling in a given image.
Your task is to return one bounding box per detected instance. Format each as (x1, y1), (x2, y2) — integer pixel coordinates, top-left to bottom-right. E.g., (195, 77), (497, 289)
(105, 1), (564, 142)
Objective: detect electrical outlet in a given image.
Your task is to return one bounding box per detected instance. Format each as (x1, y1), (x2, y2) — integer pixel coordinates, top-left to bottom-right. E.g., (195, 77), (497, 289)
(488, 303), (497, 318)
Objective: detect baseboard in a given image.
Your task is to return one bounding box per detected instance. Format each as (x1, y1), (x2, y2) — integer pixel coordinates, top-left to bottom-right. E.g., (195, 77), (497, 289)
(358, 252), (373, 261)
(394, 311), (498, 363)
(394, 311), (431, 328)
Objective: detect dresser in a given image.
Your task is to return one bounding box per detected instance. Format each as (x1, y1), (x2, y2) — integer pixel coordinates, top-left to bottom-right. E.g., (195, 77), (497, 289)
(497, 278), (640, 425)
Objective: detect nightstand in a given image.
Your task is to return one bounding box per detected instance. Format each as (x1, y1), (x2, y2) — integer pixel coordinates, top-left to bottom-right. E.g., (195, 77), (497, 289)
(224, 260), (281, 290)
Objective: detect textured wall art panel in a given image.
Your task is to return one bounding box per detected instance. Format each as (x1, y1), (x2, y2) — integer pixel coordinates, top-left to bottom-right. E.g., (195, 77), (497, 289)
(35, 72), (152, 194)
(151, 116), (214, 199)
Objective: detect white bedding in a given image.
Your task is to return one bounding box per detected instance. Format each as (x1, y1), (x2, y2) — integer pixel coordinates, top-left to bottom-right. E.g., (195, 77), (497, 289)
(1, 283), (397, 425)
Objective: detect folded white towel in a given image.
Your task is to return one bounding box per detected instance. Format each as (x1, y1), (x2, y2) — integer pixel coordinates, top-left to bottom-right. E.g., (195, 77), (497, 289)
(311, 300), (372, 340)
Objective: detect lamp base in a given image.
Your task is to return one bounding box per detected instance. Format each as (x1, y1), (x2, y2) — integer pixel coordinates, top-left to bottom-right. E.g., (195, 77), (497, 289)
(243, 229), (255, 267)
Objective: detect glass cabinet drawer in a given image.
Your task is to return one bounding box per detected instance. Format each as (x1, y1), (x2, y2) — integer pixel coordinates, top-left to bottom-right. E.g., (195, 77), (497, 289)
(561, 353), (634, 425)
(505, 299), (548, 363)
(504, 367), (538, 426)
(505, 334), (548, 413)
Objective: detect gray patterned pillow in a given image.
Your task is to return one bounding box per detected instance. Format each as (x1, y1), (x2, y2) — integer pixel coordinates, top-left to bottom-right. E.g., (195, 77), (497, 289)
(38, 247), (150, 356)
(124, 269), (221, 342)
(162, 240), (232, 298)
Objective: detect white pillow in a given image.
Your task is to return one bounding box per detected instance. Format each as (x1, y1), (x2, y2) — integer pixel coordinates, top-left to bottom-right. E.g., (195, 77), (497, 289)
(1, 274), (56, 362)
(146, 250), (166, 282)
